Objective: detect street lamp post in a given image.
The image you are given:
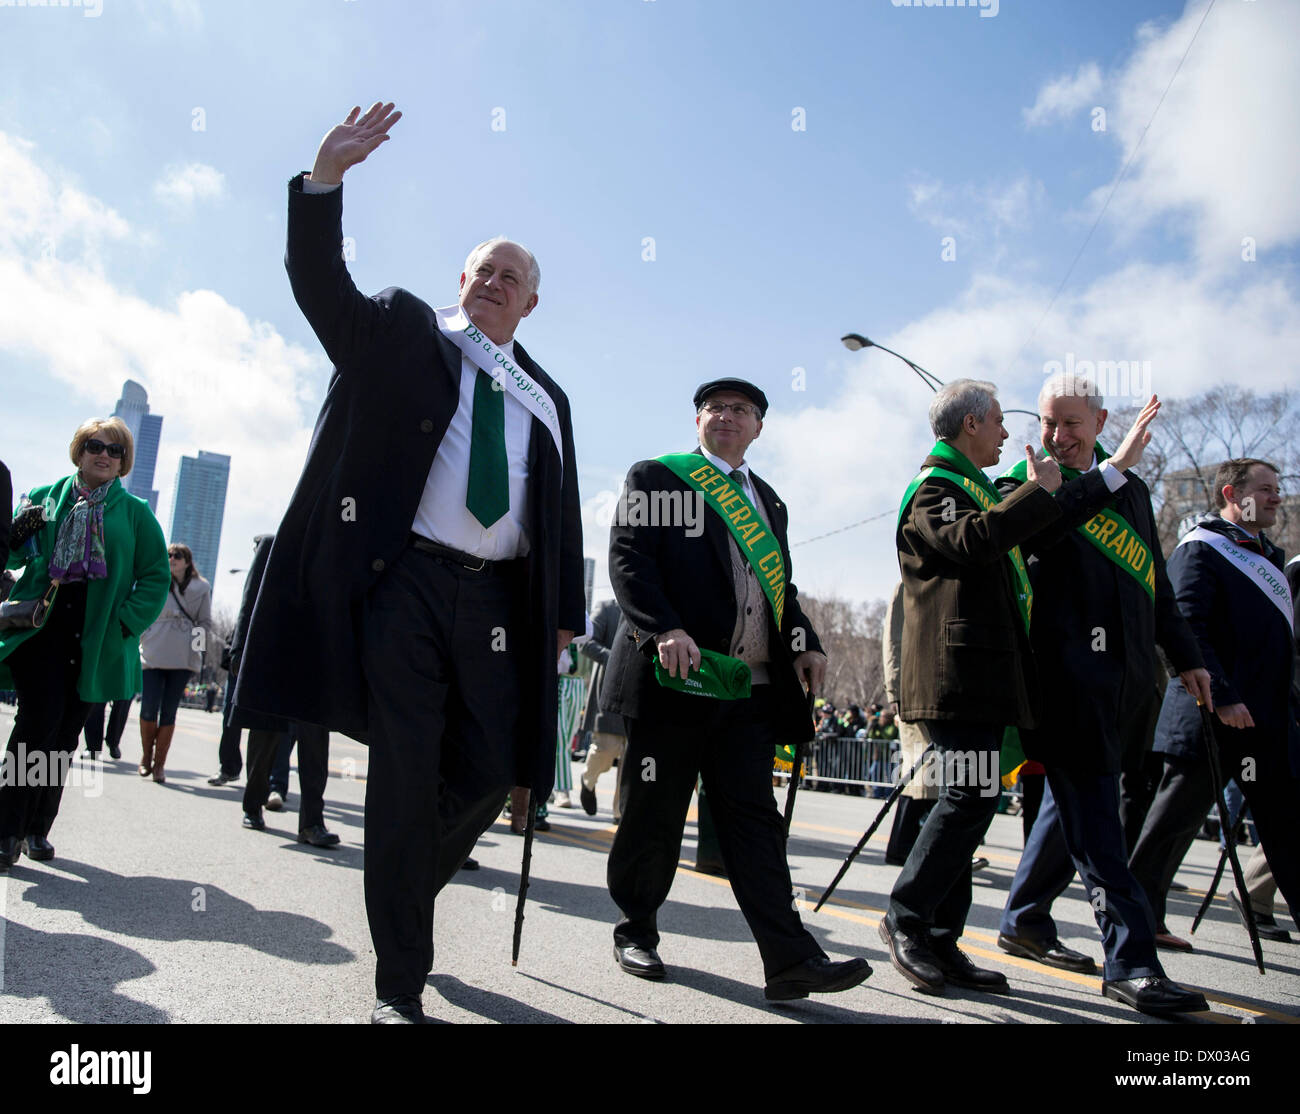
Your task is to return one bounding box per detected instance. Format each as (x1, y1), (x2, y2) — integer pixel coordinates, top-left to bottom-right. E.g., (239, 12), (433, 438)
(841, 333), (1039, 420)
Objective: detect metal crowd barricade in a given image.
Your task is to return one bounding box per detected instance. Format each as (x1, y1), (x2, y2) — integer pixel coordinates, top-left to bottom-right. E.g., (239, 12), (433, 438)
(779, 734), (1020, 807)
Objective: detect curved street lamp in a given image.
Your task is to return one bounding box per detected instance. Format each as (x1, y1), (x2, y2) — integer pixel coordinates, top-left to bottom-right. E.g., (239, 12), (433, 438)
(841, 332), (1039, 420)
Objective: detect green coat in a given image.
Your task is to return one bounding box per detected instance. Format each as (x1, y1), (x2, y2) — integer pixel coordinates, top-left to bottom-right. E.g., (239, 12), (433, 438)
(1, 475), (169, 701)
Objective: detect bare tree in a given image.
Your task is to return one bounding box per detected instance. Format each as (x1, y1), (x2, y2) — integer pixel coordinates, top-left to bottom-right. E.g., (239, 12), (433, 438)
(800, 594), (887, 707)
(1106, 386), (1299, 555)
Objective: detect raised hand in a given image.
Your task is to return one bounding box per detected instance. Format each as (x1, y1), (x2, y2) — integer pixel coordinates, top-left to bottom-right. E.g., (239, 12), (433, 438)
(1108, 394), (1161, 472)
(1025, 444), (1061, 493)
(309, 102), (403, 185)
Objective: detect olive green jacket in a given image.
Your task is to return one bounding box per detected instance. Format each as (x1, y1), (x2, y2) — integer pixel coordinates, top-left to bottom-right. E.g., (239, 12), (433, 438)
(0, 475), (169, 701)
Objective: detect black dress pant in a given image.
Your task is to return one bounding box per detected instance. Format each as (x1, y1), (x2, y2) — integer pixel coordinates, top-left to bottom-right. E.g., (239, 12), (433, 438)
(886, 797), (936, 865)
(608, 685), (823, 980)
(0, 582), (90, 840)
(82, 698), (130, 756)
(888, 720), (1002, 944)
(217, 684), (242, 778)
(362, 546), (522, 1000)
(242, 722), (330, 830)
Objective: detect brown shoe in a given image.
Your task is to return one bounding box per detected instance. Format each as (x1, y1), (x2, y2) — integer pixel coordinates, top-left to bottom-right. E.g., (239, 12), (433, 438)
(152, 724), (176, 783)
(138, 719), (158, 777)
(1155, 931), (1194, 952)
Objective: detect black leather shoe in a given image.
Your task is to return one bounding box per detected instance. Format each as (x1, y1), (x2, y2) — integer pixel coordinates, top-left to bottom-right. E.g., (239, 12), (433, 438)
(535, 817), (551, 832)
(1102, 976), (1209, 1016)
(1230, 893), (1293, 943)
(614, 943), (665, 979)
(764, 955), (871, 1001)
(107, 743), (121, 760)
(580, 783), (598, 816)
(997, 932), (1096, 973)
(22, 834), (54, 862)
(0, 835), (21, 869)
(371, 995), (425, 1024)
(460, 856), (480, 871)
(242, 809), (265, 831)
(297, 825), (340, 848)
(207, 771), (238, 786)
(931, 939), (1010, 993)
(877, 918), (945, 994)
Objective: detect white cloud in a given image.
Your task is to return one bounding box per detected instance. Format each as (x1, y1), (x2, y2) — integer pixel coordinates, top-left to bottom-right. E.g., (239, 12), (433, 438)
(1090, 0), (1300, 268)
(1022, 62), (1103, 128)
(908, 174), (1045, 242)
(153, 162), (225, 209)
(131, 0), (203, 33)
(0, 132), (320, 607)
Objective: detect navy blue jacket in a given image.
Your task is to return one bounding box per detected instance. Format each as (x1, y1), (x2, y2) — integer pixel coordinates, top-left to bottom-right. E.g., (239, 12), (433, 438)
(1153, 516), (1298, 773)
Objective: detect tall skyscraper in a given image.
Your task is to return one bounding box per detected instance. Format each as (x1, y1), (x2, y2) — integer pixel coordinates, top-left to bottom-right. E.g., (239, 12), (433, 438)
(111, 380), (163, 511)
(169, 451), (231, 589)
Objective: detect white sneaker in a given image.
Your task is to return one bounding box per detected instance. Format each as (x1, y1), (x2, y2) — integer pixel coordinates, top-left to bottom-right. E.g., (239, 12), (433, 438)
(554, 792), (575, 809)
(266, 791), (284, 812)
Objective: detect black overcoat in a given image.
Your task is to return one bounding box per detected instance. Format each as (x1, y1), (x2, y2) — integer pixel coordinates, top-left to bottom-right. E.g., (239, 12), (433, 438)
(601, 449), (822, 745)
(1001, 468), (1202, 774)
(233, 175), (585, 795)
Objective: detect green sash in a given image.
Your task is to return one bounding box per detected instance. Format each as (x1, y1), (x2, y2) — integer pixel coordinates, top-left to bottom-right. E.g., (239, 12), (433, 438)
(1001, 445), (1155, 603)
(898, 441), (1033, 634)
(656, 453), (785, 629)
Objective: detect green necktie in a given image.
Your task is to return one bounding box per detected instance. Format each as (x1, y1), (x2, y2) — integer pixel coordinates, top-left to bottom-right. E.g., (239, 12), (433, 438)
(467, 370), (509, 527)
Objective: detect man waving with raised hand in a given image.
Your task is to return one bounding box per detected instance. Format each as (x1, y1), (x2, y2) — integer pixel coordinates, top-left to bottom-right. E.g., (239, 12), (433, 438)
(234, 102), (585, 1025)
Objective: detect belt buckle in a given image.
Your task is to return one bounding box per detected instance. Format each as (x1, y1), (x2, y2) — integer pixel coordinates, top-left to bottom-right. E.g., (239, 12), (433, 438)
(462, 553), (488, 572)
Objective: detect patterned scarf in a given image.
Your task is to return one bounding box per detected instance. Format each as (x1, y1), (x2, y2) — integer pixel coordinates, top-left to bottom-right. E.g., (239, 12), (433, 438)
(48, 478), (110, 582)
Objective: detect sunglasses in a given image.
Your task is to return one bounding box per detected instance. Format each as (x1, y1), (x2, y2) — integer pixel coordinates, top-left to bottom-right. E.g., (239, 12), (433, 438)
(84, 439), (126, 459)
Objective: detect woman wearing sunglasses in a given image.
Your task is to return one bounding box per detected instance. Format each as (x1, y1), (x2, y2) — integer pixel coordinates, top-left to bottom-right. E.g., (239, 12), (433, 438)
(138, 543), (212, 782)
(0, 418), (169, 868)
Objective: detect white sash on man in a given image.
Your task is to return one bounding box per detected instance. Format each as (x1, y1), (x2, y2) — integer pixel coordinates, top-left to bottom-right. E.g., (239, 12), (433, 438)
(434, 303), (564, 466)
(1179, 525), (1293, 634)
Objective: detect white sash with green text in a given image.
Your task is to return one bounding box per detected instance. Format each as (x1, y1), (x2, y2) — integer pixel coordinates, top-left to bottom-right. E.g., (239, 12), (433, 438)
(1179, 526), (1293, 634)
(434, 304), (564, 466)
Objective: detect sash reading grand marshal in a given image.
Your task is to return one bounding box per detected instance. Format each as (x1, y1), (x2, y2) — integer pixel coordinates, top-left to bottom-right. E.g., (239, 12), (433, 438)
(656, 453), (786, 629)
(1003, 443), (1155, 603)
(434, 303), (565, 467)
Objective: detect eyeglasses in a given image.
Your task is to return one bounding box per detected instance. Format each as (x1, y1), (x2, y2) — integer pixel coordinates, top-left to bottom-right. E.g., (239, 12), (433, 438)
(84, 439), (126, 459)
(700, 401), (758, 419)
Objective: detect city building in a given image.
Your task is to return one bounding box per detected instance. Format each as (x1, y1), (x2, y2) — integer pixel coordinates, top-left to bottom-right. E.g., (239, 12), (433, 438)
(169, 450), (231, 590)
(111, 380), (163, 511)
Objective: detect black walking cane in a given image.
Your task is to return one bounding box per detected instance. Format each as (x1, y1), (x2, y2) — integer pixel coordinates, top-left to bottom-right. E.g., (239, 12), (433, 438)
(1190, 815), (1245, 936)
(782, 690), (815, 836)
(1196, 702), (1265, 974)
(511, 793), (538, 967)
(813, 742), (934, 913)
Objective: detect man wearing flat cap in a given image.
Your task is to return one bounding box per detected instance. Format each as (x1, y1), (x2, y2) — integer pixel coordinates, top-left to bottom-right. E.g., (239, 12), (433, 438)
(601, 378), (871, 1000)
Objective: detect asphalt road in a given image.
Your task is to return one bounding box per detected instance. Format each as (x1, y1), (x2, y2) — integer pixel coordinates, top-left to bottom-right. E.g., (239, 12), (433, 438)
(1, 703), (1297, 1026)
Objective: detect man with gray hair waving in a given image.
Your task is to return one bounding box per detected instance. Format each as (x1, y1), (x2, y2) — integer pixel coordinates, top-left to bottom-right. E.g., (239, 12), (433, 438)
(994, 377), (1211, 1017)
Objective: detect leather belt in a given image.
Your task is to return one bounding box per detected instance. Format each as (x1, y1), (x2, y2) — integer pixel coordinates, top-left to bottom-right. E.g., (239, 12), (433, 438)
(408, 533), (513, 575)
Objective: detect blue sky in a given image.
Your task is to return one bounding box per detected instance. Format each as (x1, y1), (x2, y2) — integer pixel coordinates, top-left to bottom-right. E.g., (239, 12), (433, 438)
(2, 0), (1296, 609)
